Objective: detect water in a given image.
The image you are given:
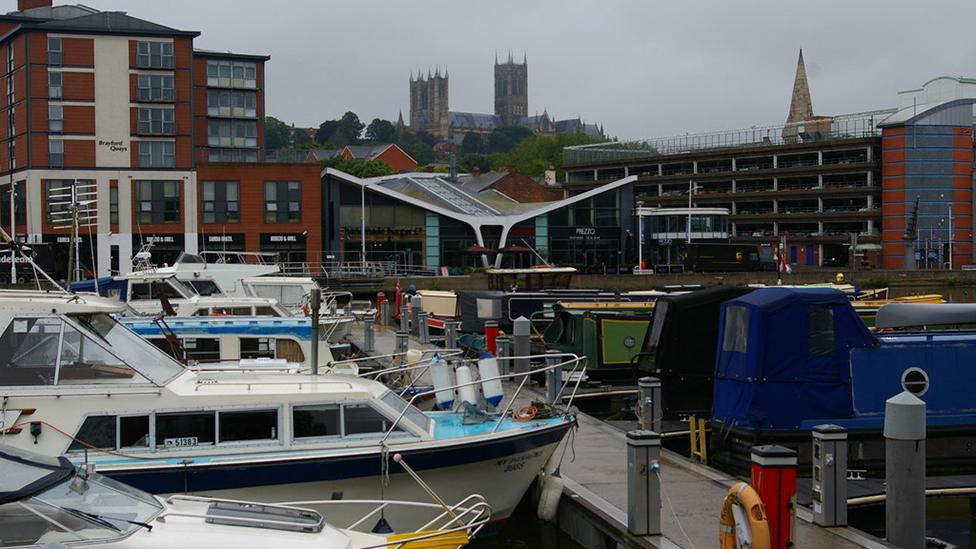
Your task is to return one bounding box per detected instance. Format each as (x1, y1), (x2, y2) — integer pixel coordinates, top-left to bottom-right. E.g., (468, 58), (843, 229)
(467, 494), (584, 549)
(851, 497), (976, 548)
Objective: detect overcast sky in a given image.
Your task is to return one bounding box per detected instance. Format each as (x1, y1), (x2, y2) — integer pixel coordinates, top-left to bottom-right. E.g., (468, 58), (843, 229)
(26, 1), (976, 140)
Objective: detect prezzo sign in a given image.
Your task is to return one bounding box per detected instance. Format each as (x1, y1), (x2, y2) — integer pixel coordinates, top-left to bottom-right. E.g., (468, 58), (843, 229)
(575, 228), (596, 236)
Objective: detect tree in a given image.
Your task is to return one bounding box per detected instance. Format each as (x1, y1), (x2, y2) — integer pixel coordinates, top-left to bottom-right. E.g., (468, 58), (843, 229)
(336, 111), (365, 146)
(458, 153), (491, 174)
(460, 132), (484, 155)
(365, 118), (397, 142)
(315, 120), (340, 144)
(291, 127), (312, 146)
(264, 116), (292, 151)
(332, 158), (394, 178)
(486, 125), (533, 153)
(491, 132), (604, 177)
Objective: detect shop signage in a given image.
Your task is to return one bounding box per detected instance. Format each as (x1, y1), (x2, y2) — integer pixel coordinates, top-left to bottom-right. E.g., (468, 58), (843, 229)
(261, 233), (307, 247)
(344, 227), (424, 237)
(658, 238), (673, 246)
(200, 233), (245, 246)
(98, 139), (128, 153)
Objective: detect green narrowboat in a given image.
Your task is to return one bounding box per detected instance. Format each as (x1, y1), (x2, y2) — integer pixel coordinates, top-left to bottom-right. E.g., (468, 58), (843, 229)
(542, 301), (655, 381)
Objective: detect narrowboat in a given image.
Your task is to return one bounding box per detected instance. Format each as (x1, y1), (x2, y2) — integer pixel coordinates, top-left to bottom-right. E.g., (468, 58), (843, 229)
(710, 287), (976, 475)
(635, 286), (754, 417)
(543, 301), (655, 382)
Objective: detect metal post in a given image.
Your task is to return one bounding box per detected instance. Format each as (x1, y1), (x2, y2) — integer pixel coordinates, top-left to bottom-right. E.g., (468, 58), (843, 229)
(363, 314), (375, 352)
(512, 316), (530, 374)
(545, 350), (562, 404)
(380, 300), (391, 327)
(417, 312), (429, 344)
(444, 320), (459, 350)
(395, 331), (409, 366)
(750, 445), (797, 549)
(496, 335), (511, 375)
(885, 391), (926, 549)
(309, 289), (321, 375)
(637, 376), (662, 433)
(812, 424), (848, 527)
(627, 430), (661, 536)
(399, 306), (409, 333)
(410, 295), (423, 336)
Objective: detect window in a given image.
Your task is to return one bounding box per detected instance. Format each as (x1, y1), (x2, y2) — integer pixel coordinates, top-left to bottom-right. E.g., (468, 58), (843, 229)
(137, 108), (175, 135)
(808, 307), (834, 357)
(68, 415), (115, 451)
(207, 120), (257, 147)
(135, 180), (180, 224)
(183, 337), (221, 362)
(206, 59), (257, 89)
(240, 337), (275, 359)
(136, 74), (174, 101)
(135, 40), (174, 68)
(207, 90), (257, 118)
(721, 305), (749, 353)
(44, 180), (73, 224)
(264, 181), (301, 223)
(47, 37), (62, 66)
(48, 139), (63, 167)
(344, 404), (393, 436)
(293, 404), (340, 438)
(48, 104), (62, 132)
(208, 148), (258, 163)
(138, 141), (175, 168)
(109, 186), (119, 224)
(186, 279), (220, 296)
(156, 411), (215, 448)
(201, 181), (240, 223)
(130, 281), (183, 300)
(120, 415), (150, 448)
(48, 71), (62, 98)
(218, 409), (278, 442)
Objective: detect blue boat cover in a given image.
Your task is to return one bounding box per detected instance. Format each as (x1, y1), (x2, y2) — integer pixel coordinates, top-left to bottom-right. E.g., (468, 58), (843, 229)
(712, 288), (876, 430)
(70, 277), (128, 299)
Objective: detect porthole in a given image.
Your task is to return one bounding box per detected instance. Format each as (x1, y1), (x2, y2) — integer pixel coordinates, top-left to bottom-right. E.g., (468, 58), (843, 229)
(623, 336), (636, 349)
(901, 367), (929, 397)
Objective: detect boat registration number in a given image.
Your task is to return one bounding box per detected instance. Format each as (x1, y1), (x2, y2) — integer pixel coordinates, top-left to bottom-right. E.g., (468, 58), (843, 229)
(164, 437), (199, 448)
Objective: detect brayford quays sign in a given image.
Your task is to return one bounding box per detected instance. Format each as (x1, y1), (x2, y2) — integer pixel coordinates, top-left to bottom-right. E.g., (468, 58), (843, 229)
(98, 139), (128, 153)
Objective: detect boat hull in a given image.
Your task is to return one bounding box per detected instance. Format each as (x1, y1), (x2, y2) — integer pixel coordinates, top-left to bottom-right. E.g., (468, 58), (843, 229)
(91, 419), (572, 532)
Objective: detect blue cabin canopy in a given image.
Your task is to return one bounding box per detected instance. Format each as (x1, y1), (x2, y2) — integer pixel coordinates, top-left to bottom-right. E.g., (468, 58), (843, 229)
(712, 288), (877, 430)
(70, 277), (128, 300)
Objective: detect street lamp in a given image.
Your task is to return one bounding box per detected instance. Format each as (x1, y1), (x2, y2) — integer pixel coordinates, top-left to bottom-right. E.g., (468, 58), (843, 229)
(636, 200), (644, 271)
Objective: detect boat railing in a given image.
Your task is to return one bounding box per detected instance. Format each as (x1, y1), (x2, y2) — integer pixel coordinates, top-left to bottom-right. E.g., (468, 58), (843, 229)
(163, 493), (491, 545)
(191, 378), (356, 392)
(381, 352), (584, 442)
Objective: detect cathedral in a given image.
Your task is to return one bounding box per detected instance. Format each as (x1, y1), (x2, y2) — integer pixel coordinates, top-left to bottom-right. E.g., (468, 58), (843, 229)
(407, 53), (604, 143)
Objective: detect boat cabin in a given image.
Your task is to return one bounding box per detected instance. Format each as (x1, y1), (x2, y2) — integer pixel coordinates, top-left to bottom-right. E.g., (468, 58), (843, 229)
(544, 302), (655, 379)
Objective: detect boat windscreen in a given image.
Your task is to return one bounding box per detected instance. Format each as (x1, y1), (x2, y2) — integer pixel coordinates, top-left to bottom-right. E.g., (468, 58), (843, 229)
(71, 313), (185, 385)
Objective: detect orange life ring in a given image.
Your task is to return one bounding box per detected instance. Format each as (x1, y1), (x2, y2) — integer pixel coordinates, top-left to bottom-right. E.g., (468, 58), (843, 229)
(513, 405), (537, 422)
(719, 481), (770, 549)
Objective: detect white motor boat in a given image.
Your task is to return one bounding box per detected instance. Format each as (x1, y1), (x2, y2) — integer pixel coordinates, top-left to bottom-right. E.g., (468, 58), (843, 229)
(0, 298), (577, 532)
(0, 444), (489, 548)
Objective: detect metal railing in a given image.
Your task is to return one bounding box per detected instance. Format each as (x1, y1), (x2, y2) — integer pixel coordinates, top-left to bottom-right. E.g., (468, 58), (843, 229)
(563, 109), (896, 165)
(380, 352), (585, 443)
(164, 493), (491, 547)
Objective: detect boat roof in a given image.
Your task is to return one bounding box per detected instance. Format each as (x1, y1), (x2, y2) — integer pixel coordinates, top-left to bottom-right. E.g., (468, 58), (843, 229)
(486, 267), (577, 275)
(875, 303), (976, 329)
(556, 301), (656, 310)
(0, 289), (126, 314)
(0, 444), (75, 505)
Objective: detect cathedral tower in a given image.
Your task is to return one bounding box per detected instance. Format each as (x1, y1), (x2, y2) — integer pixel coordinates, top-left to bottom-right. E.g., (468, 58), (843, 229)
(409, 68), (450, 140)
(494, 52), (528, 127)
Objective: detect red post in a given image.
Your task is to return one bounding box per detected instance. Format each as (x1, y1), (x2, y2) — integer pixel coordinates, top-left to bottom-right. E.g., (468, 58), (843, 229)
(484, 321), (499, 355)
(750, 445), (797, 549)
(376, 292), (387, 311)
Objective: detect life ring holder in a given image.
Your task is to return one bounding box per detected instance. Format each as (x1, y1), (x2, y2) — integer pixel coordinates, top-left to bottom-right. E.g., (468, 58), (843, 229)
(513, 405), (538, 422)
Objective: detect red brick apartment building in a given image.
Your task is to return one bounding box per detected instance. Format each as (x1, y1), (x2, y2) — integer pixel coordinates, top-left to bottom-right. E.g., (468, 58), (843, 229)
(0, 0), (320, 278)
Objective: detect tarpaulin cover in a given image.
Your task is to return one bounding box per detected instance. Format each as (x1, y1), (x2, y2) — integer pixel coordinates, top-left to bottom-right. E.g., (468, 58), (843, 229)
(638, 286), (754, 415)
(712, 288), (877, 430)
(0, 444), (75, 505)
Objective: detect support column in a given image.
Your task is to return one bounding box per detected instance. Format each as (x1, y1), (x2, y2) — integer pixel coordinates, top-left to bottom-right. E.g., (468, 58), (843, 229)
(885, 391), (926, 549)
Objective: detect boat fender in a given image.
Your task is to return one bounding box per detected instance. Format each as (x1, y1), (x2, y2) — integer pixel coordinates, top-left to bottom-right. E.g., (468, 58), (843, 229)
(455, 362), (478, 407)
(430, 354), (455, 410)
(719, 481), (770, 549)
(536, 470), (564, 522)
(477, 352), (504, 407)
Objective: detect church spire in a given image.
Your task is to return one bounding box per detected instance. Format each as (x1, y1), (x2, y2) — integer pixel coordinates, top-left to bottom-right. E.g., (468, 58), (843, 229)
(396, 110), (405, 128)
(785, 48), (813, 125)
